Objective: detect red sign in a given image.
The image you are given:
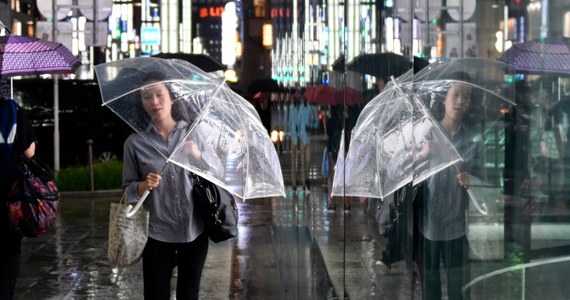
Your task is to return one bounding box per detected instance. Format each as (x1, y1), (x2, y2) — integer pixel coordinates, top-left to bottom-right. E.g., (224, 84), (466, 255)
(199, 6), (225, 18)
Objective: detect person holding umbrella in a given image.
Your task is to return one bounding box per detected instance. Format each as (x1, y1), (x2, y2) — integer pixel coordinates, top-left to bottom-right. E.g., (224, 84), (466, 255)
(0, 80), (36, 299)
(122, 71), (223, 300)
(324, 104), (350, 211)
(416, 71), (480, 300)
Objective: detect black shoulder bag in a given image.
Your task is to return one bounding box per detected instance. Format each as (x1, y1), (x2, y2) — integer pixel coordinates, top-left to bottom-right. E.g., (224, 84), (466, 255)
(191, 173), (239, 243)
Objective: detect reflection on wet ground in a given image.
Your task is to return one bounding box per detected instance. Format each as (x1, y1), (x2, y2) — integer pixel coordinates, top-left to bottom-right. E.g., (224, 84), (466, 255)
(15, 191), (340, 299)
(16, 134), (569, 299)
(13, 135), (412, 299)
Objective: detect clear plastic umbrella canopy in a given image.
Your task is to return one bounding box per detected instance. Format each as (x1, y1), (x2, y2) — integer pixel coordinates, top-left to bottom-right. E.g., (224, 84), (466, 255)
(331, 84), (419, 198)
(332, 58), (515, 202)
(94, 57), (285, 200)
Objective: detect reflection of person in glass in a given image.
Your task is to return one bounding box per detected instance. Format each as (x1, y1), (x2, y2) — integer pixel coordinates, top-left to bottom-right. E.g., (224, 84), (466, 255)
(122, 71), (221, 299)
(223, 129), (245, 198)
(417, 73), (474, 300)
(529, 88), (565, 198)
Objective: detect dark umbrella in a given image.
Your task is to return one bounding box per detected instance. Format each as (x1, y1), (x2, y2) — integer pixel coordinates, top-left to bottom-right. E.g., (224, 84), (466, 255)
(414, 56), (430, 73)
(0, 34), (80, 77)
(247, 77), (281, 96)
(152, 52), (226, 73)
(332, 55), (345, 72)
(498, 36), (570, 75)
(347, 52), (412, 79)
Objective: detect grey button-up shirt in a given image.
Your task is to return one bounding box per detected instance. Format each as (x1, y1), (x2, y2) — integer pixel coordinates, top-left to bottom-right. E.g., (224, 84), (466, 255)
(122, 120), (222, 243)
(421, 126), (474, 241)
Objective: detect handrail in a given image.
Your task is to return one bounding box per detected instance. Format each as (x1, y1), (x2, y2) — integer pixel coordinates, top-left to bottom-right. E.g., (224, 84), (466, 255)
(462, 255), (570, 299)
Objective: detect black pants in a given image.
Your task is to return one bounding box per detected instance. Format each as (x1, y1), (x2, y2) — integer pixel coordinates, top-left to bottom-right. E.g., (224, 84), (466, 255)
(142, 234), (209, 300)
(420, 235), (470, 300)
(0, 224), (22, 300)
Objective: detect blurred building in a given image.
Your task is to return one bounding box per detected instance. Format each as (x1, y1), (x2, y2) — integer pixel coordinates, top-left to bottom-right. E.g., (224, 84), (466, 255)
(2, 0), (570, 90)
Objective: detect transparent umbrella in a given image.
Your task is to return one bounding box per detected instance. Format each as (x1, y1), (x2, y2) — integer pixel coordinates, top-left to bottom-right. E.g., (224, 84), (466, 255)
(94, 57), (285, 213)
(332, 58), (515, 215)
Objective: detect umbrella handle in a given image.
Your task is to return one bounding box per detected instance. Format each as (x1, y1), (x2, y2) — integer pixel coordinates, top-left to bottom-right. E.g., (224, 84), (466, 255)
(126, 190), (150, 218)
(466, 188), (488, 216)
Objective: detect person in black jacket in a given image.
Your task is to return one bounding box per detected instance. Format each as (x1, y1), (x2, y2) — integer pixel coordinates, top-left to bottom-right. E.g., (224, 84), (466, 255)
(0, 79), (36, 300)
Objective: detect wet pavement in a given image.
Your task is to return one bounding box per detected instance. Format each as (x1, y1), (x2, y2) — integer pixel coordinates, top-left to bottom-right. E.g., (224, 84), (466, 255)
(14, 134), (570, 299)
(15, 135), (382, 299)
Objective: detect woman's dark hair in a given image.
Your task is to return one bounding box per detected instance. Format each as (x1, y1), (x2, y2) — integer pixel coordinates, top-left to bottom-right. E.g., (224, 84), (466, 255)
(139, 71), (176, 102)
(448, 71), (471, 82)
(142, 71), (169, 84)
(428, 71), (473, 121)
(134, 71), (188, 123)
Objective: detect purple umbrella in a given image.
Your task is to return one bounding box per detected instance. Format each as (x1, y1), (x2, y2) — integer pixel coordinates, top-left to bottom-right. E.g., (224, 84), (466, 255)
(0, 33), (80, 171)
(0, 34), (80, 77)
(498, 36), (570, 75)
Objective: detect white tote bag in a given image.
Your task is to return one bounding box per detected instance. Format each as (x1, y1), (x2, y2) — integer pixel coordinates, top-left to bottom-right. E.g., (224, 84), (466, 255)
(108, 192), (149, 267)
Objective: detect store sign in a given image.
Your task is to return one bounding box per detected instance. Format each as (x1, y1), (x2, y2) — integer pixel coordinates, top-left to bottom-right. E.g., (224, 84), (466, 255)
(199, 6), (225, 19)
(141, 26), (160, 45)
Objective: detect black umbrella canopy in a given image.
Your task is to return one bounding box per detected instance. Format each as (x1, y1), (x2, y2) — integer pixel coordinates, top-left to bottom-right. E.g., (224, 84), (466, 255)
(332, 55), (345, 72)
(414, 56), (430, 73)
(247, 77), (281, 96)
(347, 52), (413, 79)
(152, 52), (226, 73)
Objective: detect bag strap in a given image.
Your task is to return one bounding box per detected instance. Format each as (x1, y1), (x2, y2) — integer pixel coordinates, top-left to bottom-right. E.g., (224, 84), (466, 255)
(125, 189), (149, 218)
(119, 190), (129, 205)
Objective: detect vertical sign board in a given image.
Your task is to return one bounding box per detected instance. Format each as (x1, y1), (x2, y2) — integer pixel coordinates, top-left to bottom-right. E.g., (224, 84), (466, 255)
(141, 26), (161, 46)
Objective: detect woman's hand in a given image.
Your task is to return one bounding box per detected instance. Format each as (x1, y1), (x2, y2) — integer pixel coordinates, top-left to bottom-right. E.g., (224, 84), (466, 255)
(419, 141), (437, 159)
(539, 140), (549, 157)
(138, 172), (161, 196)
(457, 171), (469, 189)
(185, 140), (202, 160)
(23, 142), (36, 159)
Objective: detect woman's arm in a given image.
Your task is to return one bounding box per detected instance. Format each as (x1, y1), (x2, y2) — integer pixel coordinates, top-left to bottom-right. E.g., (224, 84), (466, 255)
(23, 141), (35, 158)
(122, 136), (146, 200)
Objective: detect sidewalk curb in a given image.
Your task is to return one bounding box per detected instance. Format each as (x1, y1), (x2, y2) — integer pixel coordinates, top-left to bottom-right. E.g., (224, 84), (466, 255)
(60, 189), (123, 199)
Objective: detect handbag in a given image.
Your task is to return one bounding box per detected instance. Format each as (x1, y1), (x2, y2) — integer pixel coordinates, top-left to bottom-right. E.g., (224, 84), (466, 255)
(7, 156), (59, 238)
(191, 174), (239, 243)
(375, 193), (404, 267)
(108, 192), (149, 267)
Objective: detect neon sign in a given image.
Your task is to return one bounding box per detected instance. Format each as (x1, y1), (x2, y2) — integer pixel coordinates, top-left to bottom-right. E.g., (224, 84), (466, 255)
(199, 6), (225, 18)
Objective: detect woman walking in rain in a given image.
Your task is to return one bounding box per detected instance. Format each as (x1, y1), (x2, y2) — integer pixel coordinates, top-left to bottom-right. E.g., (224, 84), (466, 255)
(122, 71), (222, 300)
(416, 72), (478, 300)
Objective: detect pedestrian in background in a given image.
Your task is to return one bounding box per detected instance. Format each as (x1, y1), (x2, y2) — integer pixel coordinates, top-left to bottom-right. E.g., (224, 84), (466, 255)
(324, 104), (349, 211)
(253, 91), (272, 135)
(287, 88), (318, 192)
(0, 80), (36, 300)
(122, 72), (223, 300)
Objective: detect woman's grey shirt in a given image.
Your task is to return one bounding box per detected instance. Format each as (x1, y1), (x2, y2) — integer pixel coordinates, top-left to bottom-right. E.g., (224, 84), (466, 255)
(421, 126), (473, 241)
(122, 120), (222, 243)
